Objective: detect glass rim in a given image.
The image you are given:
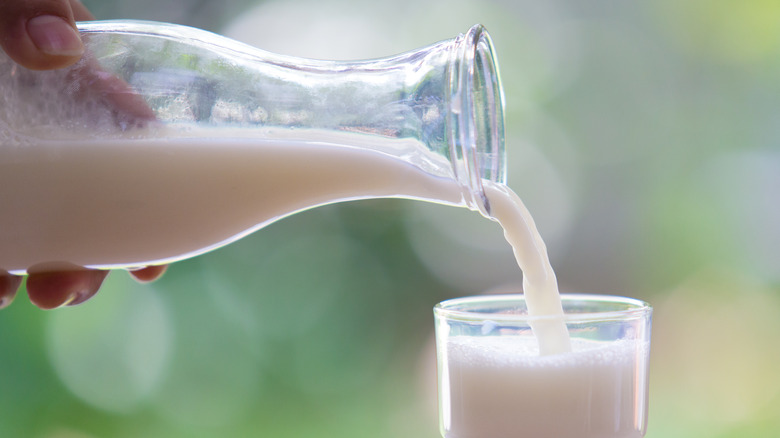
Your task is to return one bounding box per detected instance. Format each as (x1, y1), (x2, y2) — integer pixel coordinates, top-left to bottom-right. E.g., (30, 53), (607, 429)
(434, 293), (652, 323)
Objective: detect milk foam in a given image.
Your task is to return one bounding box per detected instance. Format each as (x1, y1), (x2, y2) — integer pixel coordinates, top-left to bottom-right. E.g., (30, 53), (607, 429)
(447, 336), (644, 368)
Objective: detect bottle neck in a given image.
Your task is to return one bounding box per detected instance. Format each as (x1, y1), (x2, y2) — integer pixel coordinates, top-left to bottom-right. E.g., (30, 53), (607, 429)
(279, 24), (506, 215)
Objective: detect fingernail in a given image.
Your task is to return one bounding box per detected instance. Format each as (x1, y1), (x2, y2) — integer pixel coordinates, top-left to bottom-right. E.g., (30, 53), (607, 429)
(67, 270), (108, 307)
(26, 15), (84, 57)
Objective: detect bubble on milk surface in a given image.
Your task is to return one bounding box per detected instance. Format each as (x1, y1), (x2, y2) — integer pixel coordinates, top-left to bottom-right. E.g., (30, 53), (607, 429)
(0, 52), (133, 143)
(448, 335), (645, 369)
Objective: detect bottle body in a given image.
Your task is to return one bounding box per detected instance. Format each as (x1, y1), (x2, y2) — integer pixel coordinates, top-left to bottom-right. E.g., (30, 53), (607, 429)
(0, 20), (504, 273)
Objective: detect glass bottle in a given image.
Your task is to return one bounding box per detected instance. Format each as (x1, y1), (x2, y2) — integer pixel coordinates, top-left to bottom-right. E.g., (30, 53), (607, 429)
(0, 20), (504, 273)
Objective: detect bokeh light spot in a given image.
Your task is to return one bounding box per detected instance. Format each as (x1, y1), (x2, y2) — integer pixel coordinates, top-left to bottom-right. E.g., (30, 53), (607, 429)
(46, 273), (172, 413)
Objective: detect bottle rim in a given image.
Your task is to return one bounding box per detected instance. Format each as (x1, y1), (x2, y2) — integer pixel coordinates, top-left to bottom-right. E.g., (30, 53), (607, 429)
(448, 24), (506, 217)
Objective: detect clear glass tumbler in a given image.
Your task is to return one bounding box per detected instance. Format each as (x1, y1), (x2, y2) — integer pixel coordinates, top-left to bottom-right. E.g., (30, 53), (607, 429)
(434, 294), (652, 438)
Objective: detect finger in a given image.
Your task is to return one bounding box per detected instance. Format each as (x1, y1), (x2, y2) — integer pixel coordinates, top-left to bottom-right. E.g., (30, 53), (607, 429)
(0, 272), (23, 309)
(26, 269), (109, 310)
(0, 0), (85, 70)
(129, 265), (168, 283)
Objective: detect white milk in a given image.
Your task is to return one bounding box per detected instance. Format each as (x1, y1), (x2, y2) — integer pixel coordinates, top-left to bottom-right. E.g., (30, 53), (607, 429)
(1, 126), (570, 351)
(0, 129), (465, 273)
(442, 336), (649, 438)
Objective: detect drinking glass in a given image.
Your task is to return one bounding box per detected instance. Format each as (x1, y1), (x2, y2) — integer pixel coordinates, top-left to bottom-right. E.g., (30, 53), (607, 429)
(434, 294), (652, 438)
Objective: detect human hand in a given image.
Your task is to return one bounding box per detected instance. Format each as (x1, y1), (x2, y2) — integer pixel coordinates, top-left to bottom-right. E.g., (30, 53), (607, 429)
(0, 0), (92, 70)
(0, 0), (167, 310)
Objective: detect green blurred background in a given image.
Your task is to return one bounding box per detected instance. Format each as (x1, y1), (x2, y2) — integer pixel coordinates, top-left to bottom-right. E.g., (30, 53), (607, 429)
(3, 0), (780, 436)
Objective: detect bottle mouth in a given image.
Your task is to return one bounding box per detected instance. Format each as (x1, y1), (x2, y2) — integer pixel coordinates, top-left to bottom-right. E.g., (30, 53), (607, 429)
(449, 24), (506, 217)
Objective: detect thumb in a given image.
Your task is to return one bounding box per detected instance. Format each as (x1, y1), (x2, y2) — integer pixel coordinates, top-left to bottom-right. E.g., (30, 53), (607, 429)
(0, 0), (93, 70)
